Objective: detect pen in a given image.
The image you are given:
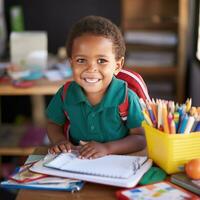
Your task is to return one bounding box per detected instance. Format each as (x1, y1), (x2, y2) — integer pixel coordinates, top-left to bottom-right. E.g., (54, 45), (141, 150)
(168, 112), (173, 125)
(191, 117), (200, 132)
(157, 101), (163, 130)
(162, 104), (170, 134)
(152, 98), (156, 104)
(168, 112), (173, 134)
(178, 114), (189, 134)
(168, 101), (175, 114)
(185, 98), (192, 112)
(146, 102), (156, 127)
(149, 102), (157, 123)
(177, 106), (184, 117)
(184, 116), (195, 134)
(142, 110), (153, 127)
(190, 107), (197, 116)
(175, 103), (179, 112)
(170, 120), (176, 134)
(194, 121), (200, 132)
(181, 104), (187, 114)
(173, 112), (180, 132)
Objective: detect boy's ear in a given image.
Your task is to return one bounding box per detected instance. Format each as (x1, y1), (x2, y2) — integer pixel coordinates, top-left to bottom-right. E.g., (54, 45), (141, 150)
(114, 57), (124, 75)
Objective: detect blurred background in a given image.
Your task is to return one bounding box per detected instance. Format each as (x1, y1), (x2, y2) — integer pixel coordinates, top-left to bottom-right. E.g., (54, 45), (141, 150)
(0, 0), (200, 198)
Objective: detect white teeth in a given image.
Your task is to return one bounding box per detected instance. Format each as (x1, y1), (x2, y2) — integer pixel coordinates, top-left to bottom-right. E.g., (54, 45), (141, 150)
(85, 78), (99, 83)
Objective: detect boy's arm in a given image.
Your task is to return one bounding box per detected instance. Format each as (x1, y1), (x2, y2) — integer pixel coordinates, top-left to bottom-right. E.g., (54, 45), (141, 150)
(47, 120), (76, 153)
(79, 127), (146, 159)
(105, 127), (146, 154)
(47, 120), (66, 144)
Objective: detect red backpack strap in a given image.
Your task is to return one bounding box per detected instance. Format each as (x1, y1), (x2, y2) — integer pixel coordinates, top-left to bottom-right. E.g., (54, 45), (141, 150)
(62, 81), (71, 101)
(116, 68), (150, 101)
(118, 83), (129, 122)
(62, 81), (72, 140)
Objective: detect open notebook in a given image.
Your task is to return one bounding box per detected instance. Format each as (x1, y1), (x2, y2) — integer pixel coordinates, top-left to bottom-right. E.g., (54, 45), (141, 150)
(44, 153), (147, 179)
(30, 153), (152, 188)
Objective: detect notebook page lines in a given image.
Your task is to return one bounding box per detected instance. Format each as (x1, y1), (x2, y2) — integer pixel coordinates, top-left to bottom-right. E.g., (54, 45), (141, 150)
(60, 156), (133, 179)
(44, 153), (147, 179)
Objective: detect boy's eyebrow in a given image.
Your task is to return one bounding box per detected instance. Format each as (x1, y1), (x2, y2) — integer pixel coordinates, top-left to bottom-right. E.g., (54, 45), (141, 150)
(73, 55), (109, 58)
(96, 55), (109, 58)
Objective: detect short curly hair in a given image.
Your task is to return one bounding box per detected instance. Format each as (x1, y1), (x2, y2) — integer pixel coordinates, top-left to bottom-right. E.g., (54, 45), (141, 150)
(66, 15), (126, 60)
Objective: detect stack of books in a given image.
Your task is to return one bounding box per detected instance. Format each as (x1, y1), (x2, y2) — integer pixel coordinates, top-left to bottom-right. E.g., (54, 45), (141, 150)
(1, 152), (152, 189)
(0, 155), (84, 192)
(171, 173), (200, 196)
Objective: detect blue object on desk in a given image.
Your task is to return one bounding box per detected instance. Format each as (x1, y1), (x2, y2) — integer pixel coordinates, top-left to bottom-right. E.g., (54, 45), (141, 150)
(0, 180), (84, 192)
(23, 70), (43, 80)
(55, 63), (72, 78)
(0, 165), (84, 192)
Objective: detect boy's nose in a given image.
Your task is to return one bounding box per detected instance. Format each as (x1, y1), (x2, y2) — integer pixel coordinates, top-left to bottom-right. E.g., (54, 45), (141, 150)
(87, 63), (97, 72)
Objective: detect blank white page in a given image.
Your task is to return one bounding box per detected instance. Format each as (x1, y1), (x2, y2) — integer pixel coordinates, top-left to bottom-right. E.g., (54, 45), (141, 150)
(44, 153), (147, 179)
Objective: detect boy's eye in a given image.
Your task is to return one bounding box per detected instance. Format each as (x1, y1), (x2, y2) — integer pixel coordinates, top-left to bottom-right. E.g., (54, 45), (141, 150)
(76, 58), (85, 63)
(97, 59), (107, 64)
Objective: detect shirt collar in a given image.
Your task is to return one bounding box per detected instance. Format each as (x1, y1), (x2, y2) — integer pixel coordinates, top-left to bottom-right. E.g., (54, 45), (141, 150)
(65, 81), (88, 105)
(101, 76), (126, 108)
(65, 77), (126, 108)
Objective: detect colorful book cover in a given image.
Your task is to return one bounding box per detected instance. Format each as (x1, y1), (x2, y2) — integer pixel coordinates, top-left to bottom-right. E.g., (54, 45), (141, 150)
(8, 162), (48, 183)
(116, 181), (200, 200)
(0, 154), (84, 192)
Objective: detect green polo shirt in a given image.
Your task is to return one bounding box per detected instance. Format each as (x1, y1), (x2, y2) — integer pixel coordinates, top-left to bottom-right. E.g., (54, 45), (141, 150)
(46, 77), (144, 144)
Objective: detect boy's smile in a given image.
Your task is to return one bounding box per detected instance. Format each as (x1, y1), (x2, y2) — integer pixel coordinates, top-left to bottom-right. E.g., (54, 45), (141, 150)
(70, 34), (123, 105)
(81, 72), (103, 84)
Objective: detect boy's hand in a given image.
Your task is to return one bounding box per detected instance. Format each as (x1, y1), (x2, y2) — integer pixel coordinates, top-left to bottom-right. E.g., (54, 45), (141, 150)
(48, 140), (76, 154)
(78, 141), (109, 159)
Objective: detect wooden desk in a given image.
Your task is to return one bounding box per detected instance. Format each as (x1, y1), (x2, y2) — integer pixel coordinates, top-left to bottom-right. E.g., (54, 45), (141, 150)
(0, 78), (68, 96)
(16, 146), (147, 200)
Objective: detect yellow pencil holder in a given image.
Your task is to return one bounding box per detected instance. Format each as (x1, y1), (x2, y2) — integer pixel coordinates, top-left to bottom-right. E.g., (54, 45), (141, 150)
(142, 122), (200, 174)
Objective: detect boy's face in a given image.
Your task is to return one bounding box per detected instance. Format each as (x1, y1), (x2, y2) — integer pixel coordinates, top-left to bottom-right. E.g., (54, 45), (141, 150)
(69, 34), (124, 97)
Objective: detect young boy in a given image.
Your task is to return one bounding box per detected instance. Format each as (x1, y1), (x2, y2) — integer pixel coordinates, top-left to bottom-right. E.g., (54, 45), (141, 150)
(46, 15), (146, 159)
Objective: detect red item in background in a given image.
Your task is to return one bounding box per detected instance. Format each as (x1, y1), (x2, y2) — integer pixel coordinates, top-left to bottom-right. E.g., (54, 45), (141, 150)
(12, 80), (34, 88)
(0, 76), (10, 83)
(19, 126), (46, 147)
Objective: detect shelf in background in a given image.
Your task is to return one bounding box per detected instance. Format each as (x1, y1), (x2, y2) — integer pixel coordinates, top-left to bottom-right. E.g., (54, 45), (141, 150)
(126, 44), (177, 51)
(0, 125), (48, 156)
(127, 66), (177, 79)
(122, 0), (178, 31)
(120, 0), (187, 101)
(0, 147), (36, 156)
(123, 21), (178, 31)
